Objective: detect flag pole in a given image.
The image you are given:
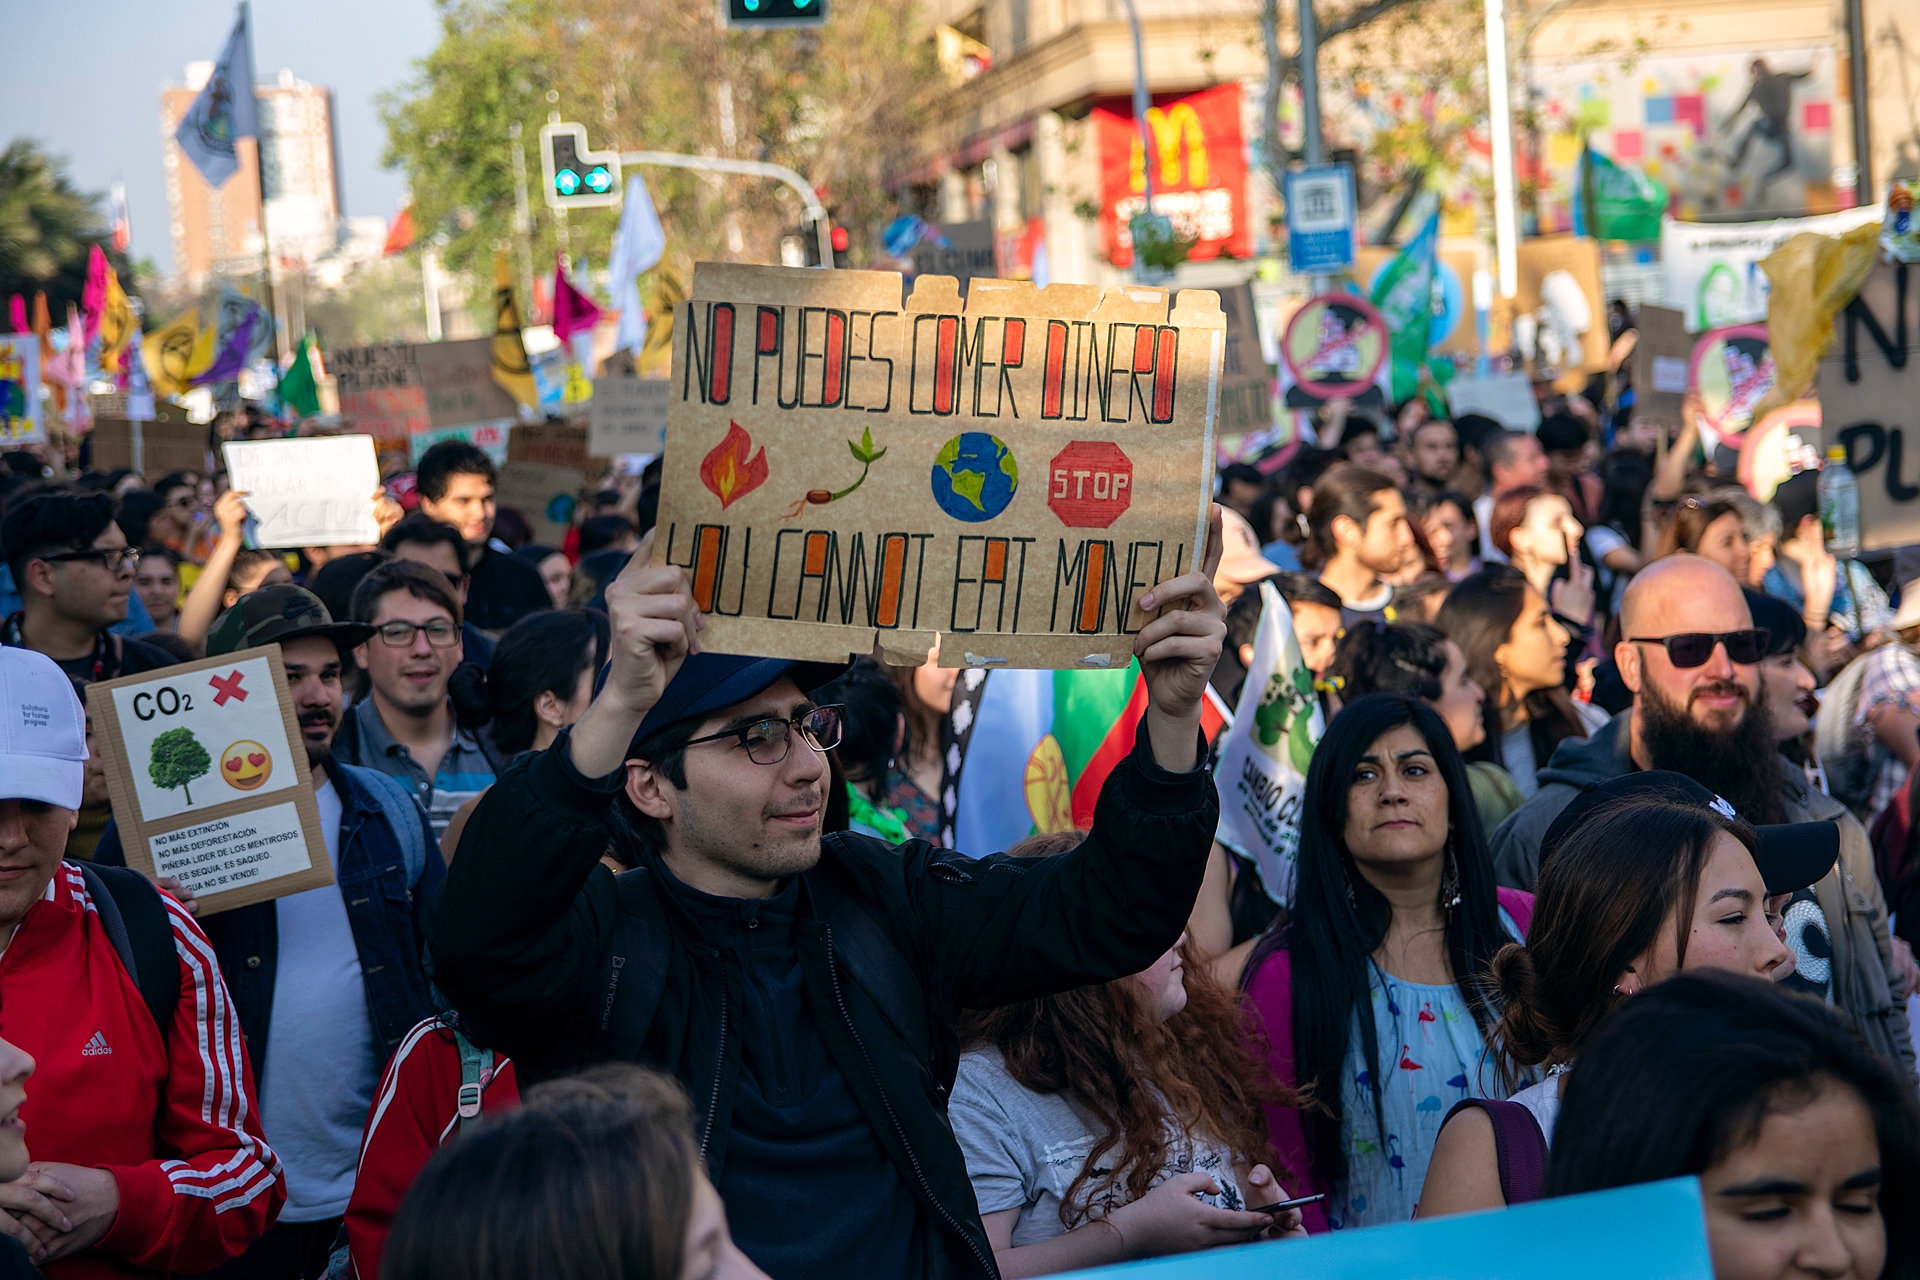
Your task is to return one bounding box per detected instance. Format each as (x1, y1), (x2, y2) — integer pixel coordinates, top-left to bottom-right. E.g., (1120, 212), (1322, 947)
(241, 1), (287, 366)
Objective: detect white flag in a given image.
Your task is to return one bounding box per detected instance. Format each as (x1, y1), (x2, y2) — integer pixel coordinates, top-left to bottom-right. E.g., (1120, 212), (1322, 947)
(606, 173), (666, 355)
(126, 329), (156, 422)
(1212, 581), (1325, 907)
(174, 10), (259, 189)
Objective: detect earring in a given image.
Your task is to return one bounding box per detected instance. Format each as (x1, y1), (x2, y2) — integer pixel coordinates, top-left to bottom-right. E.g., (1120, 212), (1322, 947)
(1344, 875), (1358, 910)
(1439, 839), (1463, 917)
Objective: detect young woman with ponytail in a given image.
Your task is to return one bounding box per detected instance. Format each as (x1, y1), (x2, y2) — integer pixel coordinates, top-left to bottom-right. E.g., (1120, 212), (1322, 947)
(1240, 694), (1533, 1231)
(1417, 781), (1796, 1217)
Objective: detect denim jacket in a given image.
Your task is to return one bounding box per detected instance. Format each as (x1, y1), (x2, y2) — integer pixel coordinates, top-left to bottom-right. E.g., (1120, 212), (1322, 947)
(94, 759), (445, 1079)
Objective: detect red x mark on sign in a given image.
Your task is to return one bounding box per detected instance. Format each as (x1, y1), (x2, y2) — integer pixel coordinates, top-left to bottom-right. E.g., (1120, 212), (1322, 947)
(210, 670), (249, 706)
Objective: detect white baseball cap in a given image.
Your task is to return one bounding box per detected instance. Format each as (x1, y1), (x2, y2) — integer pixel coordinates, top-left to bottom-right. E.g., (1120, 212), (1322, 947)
(0, 648), (89, 809)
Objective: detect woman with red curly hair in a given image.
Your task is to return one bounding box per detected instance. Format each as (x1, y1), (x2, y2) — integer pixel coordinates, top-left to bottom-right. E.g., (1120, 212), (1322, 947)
(948, 831), (1310, 1277)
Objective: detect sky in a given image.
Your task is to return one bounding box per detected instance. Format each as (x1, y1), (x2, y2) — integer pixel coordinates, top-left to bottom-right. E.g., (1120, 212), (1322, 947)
(1, 0), (445, 277)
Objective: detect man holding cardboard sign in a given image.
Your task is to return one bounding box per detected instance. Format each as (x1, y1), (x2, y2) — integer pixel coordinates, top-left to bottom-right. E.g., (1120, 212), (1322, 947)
(428, 495), (1237, 1280)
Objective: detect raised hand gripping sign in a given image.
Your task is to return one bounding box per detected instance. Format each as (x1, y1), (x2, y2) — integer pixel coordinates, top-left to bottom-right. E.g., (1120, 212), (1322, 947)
(656, 264), (1226, 670)
(87, 646), (333, 914)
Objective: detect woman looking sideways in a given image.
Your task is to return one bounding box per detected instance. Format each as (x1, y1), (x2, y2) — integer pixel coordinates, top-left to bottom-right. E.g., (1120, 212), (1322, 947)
(1439, 565), (1605, 799)
(1418, 774), (1816, 1217)
(1241, 694), (1533, 1231)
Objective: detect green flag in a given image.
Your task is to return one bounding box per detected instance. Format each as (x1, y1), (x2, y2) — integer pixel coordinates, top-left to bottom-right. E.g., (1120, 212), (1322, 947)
(1576, 147), (1667, 243)
(1369, 211), (1439, 403)
(278, 332), (321, 417)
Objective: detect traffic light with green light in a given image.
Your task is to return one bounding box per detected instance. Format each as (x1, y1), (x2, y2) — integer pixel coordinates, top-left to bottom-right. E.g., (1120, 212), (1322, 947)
(538, 123), (622, 211)
(723, 0), (827, 29)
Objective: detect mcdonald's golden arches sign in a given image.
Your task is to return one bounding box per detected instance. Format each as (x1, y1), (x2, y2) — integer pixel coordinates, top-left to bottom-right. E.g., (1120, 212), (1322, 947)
(1094, 84), (1250, 268)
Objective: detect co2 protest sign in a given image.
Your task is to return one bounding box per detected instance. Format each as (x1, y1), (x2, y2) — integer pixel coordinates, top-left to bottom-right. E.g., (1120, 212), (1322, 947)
(87, 647), (333, 914)
(655, 263), (1227, 670)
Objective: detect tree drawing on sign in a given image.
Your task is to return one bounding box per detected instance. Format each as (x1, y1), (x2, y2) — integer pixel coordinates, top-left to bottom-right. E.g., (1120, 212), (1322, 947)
(150, 727), (212, 806)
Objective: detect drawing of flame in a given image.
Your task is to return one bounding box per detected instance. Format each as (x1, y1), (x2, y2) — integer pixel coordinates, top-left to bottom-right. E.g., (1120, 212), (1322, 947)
(700, 421), (768, 509)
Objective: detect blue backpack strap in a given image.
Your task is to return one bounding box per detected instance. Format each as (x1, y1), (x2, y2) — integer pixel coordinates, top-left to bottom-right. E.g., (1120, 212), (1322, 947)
(450, 1028), (495, 1135)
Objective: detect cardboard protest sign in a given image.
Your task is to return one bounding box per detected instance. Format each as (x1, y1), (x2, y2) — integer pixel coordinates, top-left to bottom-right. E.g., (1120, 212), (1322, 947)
(494, 461), (583, 546)
(1054, 1177), (1711, 1279)
(1214, 284), (1273, 441)
(1630, 305), (1693, 429)
(0, 335), (45, 444)
(334, 343), (427, 472)
(415, 338), (523, 427)
(508, 420), (602, 484)
(222, 436), (381, 547)
(1446, 373), (1540, 430)
(409, 420), (509, 464)
(89, 418), (208, 478)
(657, 263), (1226, 670)
(589, 375), (670, 457)
(86, 647), (333, 914)
(1818, 259), (1920, 551)
(1357, 240), (1482, 356)
(1515, 236), (1608, 377)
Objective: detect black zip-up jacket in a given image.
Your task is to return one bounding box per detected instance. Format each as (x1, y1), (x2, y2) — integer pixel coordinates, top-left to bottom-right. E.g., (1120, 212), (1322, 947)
(426, 726), (1218, 1280)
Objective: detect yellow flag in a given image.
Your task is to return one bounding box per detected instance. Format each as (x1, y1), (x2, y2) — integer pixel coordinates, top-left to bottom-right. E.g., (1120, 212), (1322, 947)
(145, 310), (215, 399)
(97, 268), (137, 373)
(490, 251), (539, 407)
(1754, 220), (1881, 422)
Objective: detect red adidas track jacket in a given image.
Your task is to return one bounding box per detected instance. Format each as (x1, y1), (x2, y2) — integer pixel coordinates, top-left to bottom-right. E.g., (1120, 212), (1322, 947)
(0, 865), (283, 1278)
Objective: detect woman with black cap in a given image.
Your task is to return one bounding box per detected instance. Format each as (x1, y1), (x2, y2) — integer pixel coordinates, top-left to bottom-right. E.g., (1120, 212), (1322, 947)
(1415, 772), (1829, 1217)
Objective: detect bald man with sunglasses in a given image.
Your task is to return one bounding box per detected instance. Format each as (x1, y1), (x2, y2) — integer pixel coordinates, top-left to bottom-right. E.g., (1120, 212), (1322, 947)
(1488, 555), (1915, 1074)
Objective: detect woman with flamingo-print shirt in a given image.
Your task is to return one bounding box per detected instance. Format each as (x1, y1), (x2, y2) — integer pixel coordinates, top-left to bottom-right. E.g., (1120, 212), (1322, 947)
(1238, 695), (1531, 1231)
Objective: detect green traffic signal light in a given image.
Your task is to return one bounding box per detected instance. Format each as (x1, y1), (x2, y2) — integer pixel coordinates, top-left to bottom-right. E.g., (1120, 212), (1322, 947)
(585, 166), (613, 193)
(723, 0), (826, 28)
(539, 123), (623, 210)
(555, 168), (581, 196)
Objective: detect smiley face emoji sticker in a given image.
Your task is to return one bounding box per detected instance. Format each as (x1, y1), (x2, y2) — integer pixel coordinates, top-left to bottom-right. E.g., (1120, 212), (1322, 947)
(220, 741), (273, 791)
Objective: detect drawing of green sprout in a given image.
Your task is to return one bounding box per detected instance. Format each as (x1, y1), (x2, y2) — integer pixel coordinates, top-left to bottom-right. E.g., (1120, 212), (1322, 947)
(785, 427), (888, 518)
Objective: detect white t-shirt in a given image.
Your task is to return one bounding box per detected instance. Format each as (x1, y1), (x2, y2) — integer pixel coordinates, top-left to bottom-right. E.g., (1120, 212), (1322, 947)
(950, 1047), (1248, 1247)
(257, 778), (381, 1221)
(1511, 1075), (1563, 1146)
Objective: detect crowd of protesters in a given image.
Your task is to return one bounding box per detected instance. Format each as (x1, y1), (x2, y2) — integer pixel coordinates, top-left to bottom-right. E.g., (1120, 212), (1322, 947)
(0, 372), (1917, 1280)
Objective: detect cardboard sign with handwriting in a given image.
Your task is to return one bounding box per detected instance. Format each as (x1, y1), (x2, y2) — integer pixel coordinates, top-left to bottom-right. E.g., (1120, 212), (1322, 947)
(86, 647), (334, 915)
(656, 264), (1225, 669)
(1818, 260), (1920, 551)
(1631, 305), (1693, 429)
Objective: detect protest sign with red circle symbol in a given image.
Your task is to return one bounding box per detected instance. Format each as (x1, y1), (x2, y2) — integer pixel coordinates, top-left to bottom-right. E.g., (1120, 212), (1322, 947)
(1047, 441), (1134, 528)
(1690, 325), (1774, 438)
(1279, 293), (1391, 406)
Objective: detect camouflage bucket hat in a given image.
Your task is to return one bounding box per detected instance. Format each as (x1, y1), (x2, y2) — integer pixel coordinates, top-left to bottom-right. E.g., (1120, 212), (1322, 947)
(206, 583), (376, 658)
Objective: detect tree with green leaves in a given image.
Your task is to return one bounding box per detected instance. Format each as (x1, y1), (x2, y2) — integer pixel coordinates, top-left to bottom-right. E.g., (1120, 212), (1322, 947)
(0, 139), (123, 318)
(149, 728), (212, 807)
(380, 0), (932, 327)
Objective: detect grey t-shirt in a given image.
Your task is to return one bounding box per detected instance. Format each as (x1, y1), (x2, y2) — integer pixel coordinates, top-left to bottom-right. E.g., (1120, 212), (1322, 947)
(950, 1048), (1247, 1247)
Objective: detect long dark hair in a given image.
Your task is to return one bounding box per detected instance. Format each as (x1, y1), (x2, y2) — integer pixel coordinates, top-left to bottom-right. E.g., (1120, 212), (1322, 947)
(1488, 797), (1757, 1088)
(1437, 565), (1586, 775)
(961, 831), (1294, 1223)
(1548, 972), (1920, 1280)
(1325, 620), (1451, 702)
(1248, 693), (1508, 1189)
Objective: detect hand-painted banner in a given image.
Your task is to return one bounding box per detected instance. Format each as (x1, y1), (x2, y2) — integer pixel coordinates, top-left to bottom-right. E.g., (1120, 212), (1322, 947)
(1051, 1177), (1712, 1280)
(658, 264), (1226, 669)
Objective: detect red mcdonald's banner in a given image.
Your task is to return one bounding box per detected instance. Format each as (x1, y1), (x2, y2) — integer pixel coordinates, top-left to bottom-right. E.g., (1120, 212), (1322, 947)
(1093, 83), (1250, 267)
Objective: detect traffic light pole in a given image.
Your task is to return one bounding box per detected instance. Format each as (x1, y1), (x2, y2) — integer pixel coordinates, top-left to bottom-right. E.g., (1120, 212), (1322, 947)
(617, 150), (835, 269)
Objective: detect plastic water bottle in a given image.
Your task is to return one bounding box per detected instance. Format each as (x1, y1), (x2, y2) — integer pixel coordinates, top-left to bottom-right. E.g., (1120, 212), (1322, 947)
(1819, 445), (1860, 559)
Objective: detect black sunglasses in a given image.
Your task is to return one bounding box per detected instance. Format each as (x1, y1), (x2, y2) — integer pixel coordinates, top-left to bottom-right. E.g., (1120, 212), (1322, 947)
(1627, 629), (1769, 668)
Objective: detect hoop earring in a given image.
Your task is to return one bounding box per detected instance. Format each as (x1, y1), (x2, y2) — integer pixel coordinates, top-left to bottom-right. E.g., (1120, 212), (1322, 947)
(1440, 839), (1463, 918)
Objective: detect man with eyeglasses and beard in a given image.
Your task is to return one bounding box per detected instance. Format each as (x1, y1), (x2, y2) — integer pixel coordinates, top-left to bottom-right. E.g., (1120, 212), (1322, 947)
(1488, 554), (1916, 1074)
(1, 490), (178, 683)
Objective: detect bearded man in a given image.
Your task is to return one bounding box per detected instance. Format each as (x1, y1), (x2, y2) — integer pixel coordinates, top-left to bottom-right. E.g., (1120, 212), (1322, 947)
(1488, 555), (1915, 1074)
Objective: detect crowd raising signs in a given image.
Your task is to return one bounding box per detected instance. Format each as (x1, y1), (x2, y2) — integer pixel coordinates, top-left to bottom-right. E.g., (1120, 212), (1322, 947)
(656, 264), (1227, 669)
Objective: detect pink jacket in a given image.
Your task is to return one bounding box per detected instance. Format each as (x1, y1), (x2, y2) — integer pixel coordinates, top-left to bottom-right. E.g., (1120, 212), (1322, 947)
(1242, 887), (1534, 1233)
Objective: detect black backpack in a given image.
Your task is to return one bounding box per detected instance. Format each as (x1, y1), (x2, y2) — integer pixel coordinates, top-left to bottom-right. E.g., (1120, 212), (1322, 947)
(72, 861), (180, 1041)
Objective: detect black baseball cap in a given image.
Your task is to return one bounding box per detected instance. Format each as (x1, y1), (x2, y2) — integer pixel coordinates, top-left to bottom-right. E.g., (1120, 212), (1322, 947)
(1540, 770), (1837, 896)
(206, 584), (376, 658)
(623, 652), (850, 755)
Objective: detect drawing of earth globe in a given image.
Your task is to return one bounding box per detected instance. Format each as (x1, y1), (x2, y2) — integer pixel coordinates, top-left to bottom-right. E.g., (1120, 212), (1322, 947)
(931, 432), (1019, 522)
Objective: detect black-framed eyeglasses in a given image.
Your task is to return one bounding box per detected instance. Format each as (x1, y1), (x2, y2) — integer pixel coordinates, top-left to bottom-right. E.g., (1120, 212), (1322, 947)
(40, 547), (141, 573)
(685, 705), (845, 766)
(373, 619), (462, 648)
(1627, 629), (1769, 668)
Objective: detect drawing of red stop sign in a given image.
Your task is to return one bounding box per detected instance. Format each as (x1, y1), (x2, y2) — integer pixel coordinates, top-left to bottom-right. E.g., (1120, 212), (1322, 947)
(1048, 442), (1133, 529)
